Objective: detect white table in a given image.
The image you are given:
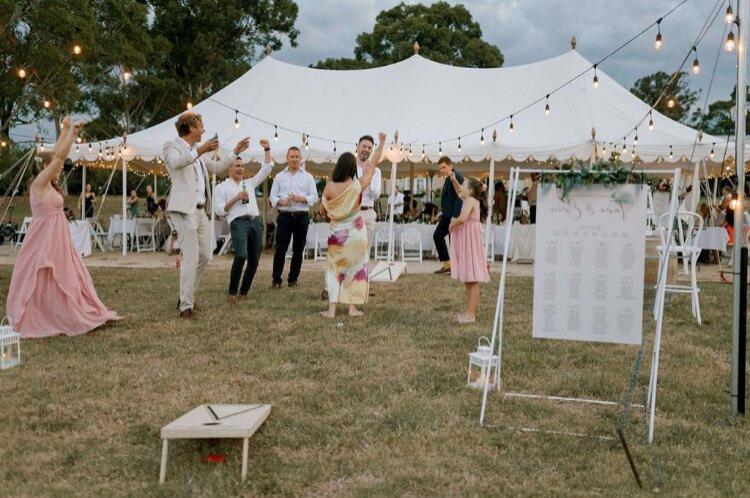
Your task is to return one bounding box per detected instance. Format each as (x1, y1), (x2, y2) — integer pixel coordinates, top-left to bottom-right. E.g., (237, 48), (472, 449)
(160, 404), (271, 484)
(107, 217), (135, 247)
(68, 221), (92, 258)
(694, 227), (729, 252)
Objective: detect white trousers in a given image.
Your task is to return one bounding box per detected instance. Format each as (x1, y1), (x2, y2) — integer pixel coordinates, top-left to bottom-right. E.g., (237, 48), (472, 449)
(169, 209), (211, 311)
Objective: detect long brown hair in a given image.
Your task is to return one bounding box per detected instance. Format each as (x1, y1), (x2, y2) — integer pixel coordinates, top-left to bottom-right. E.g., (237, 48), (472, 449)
(466, 177), (488, 223)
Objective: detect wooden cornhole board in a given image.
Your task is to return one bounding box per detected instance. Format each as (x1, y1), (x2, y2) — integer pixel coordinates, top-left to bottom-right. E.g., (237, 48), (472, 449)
(159, 404), (271, 484)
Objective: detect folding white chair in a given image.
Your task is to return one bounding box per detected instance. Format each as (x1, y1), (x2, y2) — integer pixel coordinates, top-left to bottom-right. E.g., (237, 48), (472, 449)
(89, 220), (110, 252)
(645, 188), (657, 233)
(655, 211), (703, 324)
(374, 228), (391, 261)
(14, 217), (32, 248)
(218, 234), (233, 255)
(400, 227), (423, 262)
(314, 224), (328, 261)
(134, 218), (156, 252)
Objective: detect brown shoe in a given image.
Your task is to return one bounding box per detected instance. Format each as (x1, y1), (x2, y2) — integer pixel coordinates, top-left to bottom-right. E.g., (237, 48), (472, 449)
(226, 295), (237, 305)
(434, 264), (451, 274)
(179, 308), (195, 319)
(177, 299), (202, 311)
(321, 289), (328, 301)
(272, 282), (282, 289)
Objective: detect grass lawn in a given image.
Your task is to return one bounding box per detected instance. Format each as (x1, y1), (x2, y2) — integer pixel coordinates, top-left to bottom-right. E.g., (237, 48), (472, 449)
(0, 265), (747, 496)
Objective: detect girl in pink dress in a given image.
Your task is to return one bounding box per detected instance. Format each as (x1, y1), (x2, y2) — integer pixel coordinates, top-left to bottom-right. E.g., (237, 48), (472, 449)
(448, 176), (490, 324)
(6, 116), (119, 338)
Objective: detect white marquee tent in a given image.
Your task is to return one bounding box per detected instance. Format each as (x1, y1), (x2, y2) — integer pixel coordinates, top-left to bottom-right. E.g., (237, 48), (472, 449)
(63, 48), (735, 178)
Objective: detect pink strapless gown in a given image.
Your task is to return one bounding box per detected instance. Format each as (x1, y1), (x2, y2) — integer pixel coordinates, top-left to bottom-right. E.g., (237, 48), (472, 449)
(449, 206), (490, 283)
(5, 189), (119, 338)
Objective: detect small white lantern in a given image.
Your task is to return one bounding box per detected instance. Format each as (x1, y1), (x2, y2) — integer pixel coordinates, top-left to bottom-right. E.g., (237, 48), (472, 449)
(0, 317), (21, 370)
(467, 337), (499, 390)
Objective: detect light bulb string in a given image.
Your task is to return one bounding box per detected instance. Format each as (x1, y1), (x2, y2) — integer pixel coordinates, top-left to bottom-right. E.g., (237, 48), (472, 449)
(414, 0), (693, 149)
(607, 0), (725, 150)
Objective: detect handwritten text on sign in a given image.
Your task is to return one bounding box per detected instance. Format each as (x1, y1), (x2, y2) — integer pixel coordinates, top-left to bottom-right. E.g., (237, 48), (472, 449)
(532, 184), (646, 345)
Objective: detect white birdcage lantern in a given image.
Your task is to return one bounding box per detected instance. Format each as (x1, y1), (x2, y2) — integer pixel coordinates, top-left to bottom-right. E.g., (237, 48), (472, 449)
(0, 317), (20, 369)
(467, 337), (499, 390)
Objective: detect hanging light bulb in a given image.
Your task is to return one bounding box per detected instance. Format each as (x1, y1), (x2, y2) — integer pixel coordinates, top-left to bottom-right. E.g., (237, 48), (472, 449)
(726, 3), (735, 23)
(592, 64), (599, 89)
(690, 46), (700, 74)
(545, 94), (550, 116)
(73, 44), (82, 55)
(669, 145), (674, 159)
(710, 143), (715, 159)
(75, 143), (79, 152)
(725, 30), (736, 51)
(122, 69), (132, 82)
(633, 133), (639, 146)
(186, 101), (193, 110)
(648, 111), (655, 130)
(40, 142), (45, 152)
(480, 128), (485, 145)
(17, 68), (26, 79)
(509, 115), (515, 133)
(305, 135), (309, 150)
(622, 139), (627, 153)
(274, 125), (279, 141)
(602, 143), (607, 155)
(457, 137), (462, 152)
(43, 99), (51, 109)
(439, 142), (442, 154)
(1, 140), (6, 148)
(655, 19), (663, 50)
(333, 140), (336, 153)
(421, 145), (425, 159)
(98, 146), (103, 158)
(667, 98), (675, 109)
(234, 110), (240, 129)
(76, 136), (82, 144)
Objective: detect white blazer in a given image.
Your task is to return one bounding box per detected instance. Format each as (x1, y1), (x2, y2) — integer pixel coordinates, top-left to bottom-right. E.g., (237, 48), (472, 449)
(162, 137), (234, 215)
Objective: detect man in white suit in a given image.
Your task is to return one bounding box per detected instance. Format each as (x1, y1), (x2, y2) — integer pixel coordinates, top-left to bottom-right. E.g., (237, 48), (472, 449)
(163, 112), (250, 318)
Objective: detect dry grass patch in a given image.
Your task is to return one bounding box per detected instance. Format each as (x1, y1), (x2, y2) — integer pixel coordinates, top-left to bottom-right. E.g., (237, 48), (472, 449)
(0, 264), (747, 496)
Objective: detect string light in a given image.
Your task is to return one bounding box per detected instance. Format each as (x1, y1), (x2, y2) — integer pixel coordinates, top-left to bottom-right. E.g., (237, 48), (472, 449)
(692, 46), (700, 74)
(648, 110), (654, 130)
(421, 146), (425, 159)
(88, 143), (92, 152)
(509, 114), (515, 133)
(655, 18), (663, 50)
(602, 143), (607, 155)
(122, 70), (132, 82)
(480, 128), (485, 145)
(305, 135), (309, 150)
(669, 145), (674, 159)
(439, 142), (442, 154)
(76, 136), (82, 144)
(725, 30), (736, 51)
(17, 68), (26, 79)
(234, 110), (240, 129)
(633, 132), (639, 146)
(592, 64), (599, 89)
(544, 94), (550, 116)
(73, 44), (82, 55)
(710, 143), (715, 159)
(43, 99), (51, 109)
(457, 137), (462, 152)
(40, 142), (45, 152)
(726, 3), (735, 23)
(186, 101), (193, 110)
(333, 140), (336, 153)
(274, 125), (279, 141)
(622, 139), (627, 153)
(1, 140), (6, 148)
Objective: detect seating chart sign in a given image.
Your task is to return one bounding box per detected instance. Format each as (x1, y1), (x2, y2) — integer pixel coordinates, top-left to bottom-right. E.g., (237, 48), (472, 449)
(532, 184), (646, 345)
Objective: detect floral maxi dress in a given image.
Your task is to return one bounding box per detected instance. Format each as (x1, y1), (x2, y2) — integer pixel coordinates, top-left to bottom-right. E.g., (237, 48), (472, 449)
(322, 180), (369, 304)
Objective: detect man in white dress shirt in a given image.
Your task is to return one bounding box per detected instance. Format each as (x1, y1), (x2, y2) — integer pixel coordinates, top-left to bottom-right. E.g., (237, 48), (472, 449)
(389, 185), (405, 218)
(213, 139), (274, 304)
(269, 146), (318, 288)
(163, 112), (250, 319)
(355, 135), (383, 261)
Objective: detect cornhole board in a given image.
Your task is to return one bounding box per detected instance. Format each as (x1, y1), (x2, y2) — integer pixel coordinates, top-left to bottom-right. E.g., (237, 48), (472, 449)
(159, 404), (271, 484)
(369, 260), (407, 282)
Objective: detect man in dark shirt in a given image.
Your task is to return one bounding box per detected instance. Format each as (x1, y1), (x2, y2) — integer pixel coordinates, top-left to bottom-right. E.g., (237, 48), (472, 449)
(433, 156), (463, 274)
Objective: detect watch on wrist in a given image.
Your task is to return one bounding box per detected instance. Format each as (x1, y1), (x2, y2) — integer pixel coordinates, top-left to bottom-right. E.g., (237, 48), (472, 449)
(264, 147), (271, 152)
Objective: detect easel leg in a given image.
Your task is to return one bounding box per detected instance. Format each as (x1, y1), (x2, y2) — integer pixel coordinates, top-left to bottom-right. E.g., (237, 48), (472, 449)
(241, 438), (249, 481)
(159, 439), (169, 484)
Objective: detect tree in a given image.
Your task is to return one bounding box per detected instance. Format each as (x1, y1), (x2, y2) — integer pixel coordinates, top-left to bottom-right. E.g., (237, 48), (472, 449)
(689, 86), (749, 136)
(145, 0), (300, 124)
(313, 2), (503, 70)
(630, 71), (699, 123)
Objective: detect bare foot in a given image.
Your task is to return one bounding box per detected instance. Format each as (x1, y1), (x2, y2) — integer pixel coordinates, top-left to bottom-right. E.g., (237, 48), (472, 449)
(348, 308), (364, 317)
(320, 311), (336, 319)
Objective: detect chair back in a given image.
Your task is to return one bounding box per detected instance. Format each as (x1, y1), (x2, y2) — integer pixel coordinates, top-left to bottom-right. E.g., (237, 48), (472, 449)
(657, 211), (704, 250)
(400, 227), (422, 262)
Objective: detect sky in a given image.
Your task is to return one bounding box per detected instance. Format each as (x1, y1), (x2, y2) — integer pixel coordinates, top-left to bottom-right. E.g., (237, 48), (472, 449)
(11, 0), (738, 141)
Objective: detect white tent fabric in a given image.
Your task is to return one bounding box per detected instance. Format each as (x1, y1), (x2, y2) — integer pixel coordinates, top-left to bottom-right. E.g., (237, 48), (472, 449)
(63, 49), (732, 176)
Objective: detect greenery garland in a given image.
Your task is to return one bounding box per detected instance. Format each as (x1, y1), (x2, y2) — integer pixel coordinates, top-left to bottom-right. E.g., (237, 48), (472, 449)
(540, 158), (658, 201)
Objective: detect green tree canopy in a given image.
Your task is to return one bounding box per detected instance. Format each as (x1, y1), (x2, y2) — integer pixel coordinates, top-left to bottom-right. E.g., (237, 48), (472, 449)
(313, 2), (503, 70)
(689, 86), (748, 136)
(629, 70), (699, 123)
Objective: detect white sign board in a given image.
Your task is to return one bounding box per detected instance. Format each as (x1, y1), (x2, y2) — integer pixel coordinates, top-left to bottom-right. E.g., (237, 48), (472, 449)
(652, 191), (671, 218)
(532, 184), (646, 345)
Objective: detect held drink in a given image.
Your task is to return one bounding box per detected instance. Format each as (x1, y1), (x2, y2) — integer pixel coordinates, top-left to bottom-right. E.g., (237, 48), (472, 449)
(242, 182), (249, 204)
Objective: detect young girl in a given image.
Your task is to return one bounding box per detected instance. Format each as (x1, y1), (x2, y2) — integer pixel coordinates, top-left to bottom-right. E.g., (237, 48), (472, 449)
(448, 175), (490, 324)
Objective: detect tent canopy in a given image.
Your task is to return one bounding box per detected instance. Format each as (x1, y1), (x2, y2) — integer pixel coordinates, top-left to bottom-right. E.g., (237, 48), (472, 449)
(65, 49), (728, 177)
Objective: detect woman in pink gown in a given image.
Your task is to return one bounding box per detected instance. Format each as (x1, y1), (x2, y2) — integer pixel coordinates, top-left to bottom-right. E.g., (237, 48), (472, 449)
(6, 116), (119, 338)
(448, 176), (490, 324)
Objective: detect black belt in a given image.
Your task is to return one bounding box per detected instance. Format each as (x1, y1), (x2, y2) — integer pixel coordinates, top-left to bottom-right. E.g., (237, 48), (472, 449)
(361, 206), (373, 211)
(196, 203), (205, 210)
(279, 211), (308, 216)
(234, 215), (259, 221)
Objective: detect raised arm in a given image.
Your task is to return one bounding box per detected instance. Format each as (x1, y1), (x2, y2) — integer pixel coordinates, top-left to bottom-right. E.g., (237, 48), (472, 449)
(250, 139), (274, 188)
(33, 116), (79, 190)
(359, 132), (386, 190)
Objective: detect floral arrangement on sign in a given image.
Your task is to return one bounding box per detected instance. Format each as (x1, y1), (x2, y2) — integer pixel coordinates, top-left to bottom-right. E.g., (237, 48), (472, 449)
(540, 158), (657, 201)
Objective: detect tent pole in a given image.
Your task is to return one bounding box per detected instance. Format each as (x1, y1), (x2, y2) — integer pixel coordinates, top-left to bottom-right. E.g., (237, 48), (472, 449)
(154, 172), (158, 199)
(485, 151), (496, 259)
(210, 172), (216, 261)
(122, 159), (127, 257)
(409, 162), (415, 198)
(731, 0), (748, 417)
(387, 160), (398, 262)
(81, 163), (86, 220)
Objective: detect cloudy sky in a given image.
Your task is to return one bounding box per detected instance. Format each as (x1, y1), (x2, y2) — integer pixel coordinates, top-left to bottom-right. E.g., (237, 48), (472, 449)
(12, 0), (737, 141)
(276, 0), (736, 102)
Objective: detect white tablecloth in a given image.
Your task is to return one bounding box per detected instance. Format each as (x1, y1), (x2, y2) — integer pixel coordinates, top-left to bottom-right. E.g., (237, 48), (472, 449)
(107, 217), (135, 246)
(69, 221), (92, 258)
(694, 227), (729, 252)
